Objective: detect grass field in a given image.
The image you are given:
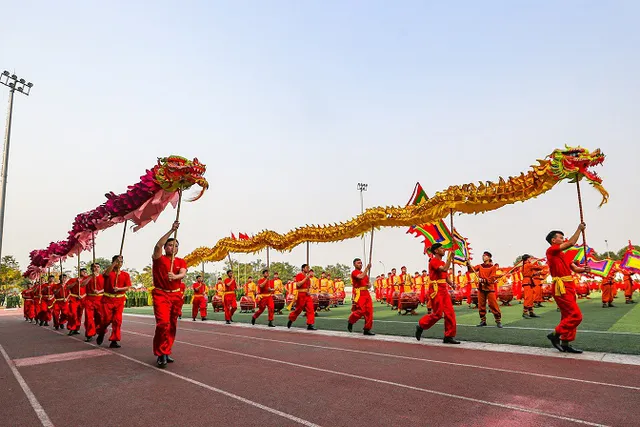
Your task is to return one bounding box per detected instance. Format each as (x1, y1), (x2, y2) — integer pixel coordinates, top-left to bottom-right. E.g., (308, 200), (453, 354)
(126, 291), (640, 355)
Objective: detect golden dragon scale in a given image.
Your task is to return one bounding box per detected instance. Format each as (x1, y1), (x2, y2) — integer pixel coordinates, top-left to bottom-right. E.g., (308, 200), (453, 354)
(185, 146), (607, 266)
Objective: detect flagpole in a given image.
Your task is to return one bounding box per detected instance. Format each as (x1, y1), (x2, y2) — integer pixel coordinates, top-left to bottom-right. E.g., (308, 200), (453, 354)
(450, 209), (455, 285)
(119, 220), (128, 257)
(170, 189), (183, 271)
(368, 227), (374, 267)
(266, 246), (270, 270)
(576, 180), (588, 266)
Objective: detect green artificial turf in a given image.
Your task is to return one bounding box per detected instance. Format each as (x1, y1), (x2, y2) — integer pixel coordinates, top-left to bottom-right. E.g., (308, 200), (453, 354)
(125, 291), (640, 355)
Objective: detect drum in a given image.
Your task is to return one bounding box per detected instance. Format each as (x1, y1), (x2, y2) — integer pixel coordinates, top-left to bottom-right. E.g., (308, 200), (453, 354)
(211, 295), (224, 312)
(588, 281), (599, 292)
(470, 288), (479, 306)
(398, 292), (419, 312)
(311, 294), (319, 311)
(240, 296), (255, 312)
(449, 289), (456, 304)
(576, 282), (590, 298)
(391, 291), (400, 308)
(329, 293), (338, 307)
(542, 283), (553, 301)
(453, 289), (464, 305)
(318, 293), (331, 310)
(273, 294), (285, 312)
(497, 285), (513, 305)
(336, 291), (346, 305)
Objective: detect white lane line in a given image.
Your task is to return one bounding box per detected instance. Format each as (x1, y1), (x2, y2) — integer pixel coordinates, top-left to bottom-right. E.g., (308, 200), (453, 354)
(43, 329), (319, 427)
(124, 319), (640, 392)
(0, 344), (54, 427)
(125, 329), (608, 427)
(13, 349), (109, 367)
(123, 314), (640, 367)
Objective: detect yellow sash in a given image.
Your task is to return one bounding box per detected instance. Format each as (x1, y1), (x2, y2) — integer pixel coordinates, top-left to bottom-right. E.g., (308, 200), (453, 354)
(430, 279), (447, 299)
(353, 287), (368, 303)
(553, 276), (574, 296)
(103, 293), (127, 298)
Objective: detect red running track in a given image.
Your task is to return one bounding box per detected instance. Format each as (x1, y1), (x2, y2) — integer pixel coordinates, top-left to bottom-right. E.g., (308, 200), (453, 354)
(0, 311), (638, 427)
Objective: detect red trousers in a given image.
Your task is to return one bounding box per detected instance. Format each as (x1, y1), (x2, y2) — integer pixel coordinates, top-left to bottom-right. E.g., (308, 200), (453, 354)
(418, 290), (456, 338)
(67, 296), (84, 332)
(98, 297), (125, 342)
(52, 300), (69, 328)
(223, 293), (237, 321)
(348, 290), (373, 330)
(523, 285), (534, 313)
(191, 295), (207, 319)
(601, 284), (613, 304)
(553, 286), (582, 342)
(38, 299), (53, 322)
(386, 288), (393, 305)
(84, 296), (103, 338)
(288, 292), (315, 325)
(478, 290), (501, 322)
(420, 286), (426, 304)
(465, 284), (472, 304)
(23, 300), (35, 320)
(152, 289), (182, 357)
(625, 281), (634, 301)
(253, 296), (275, 322)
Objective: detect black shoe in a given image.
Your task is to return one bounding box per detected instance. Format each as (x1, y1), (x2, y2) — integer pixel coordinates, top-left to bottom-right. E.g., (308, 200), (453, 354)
(157, 355), (167, 369)
(547, 332), (563, 352)
(85, 336), (93, 342)
(68, 330), (74, 336)
(251, 317), (256, 325)
(39, 320), (44, 326)
(522, 313), (530, 319)
(477, 321), (487, 327)
(109, 341), (121, 349)
(415, 325), (423, 341)
(202, 318), (207, 321)
(72, 330), (80, 335)
(529, 313), (540, 318)
(55, 326), (59, 330)
(96, 334), (105, 345)
(287, 320), (293, 329)
(496, 322), (503, 328)
(268, 321), (275, 327)
(44, 322), (49, 326)
(561, 344), (583, 354)
(608, 303), (615, 307)
(166, 356), (174, 363)
(443, 337), (461, 344)
(602, 303), (608, 308)
(192, 318), (196, 321)
(347, 322), (353, 333)
(307, 324), (317, 331)
(225, 320), (231, 324)
(363, 330), (375, 336)
(178, 316), (182, 319)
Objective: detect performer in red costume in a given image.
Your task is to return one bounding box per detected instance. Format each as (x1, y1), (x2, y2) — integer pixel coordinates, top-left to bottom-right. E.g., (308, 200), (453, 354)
(223, 270), (238, 324)
(66, 268), (88, 336)
(287, 264), (317, 330)
(191, 275), (208, 321)
(252, 269), (275, 327)
(347, 258), (375, 335)
(415, 244), (459, 344)
(545, 223), (590, 353)
(84, 263), (104, 342)
(96, 255), (132, 348)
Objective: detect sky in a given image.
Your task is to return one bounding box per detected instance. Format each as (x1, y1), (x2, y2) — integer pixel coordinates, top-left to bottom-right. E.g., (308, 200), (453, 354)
(1, 1), (639, 277)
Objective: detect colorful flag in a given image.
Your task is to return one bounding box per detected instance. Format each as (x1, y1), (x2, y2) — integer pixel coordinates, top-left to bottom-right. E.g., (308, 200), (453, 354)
(586, 258), (615, 278)
(621, 241), (640, 274)
(563, 244), (593, 264)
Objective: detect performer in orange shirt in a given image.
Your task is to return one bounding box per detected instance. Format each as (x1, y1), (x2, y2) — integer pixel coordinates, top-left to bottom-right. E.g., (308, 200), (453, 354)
(466, 251), (502, 328)
(66, 268), (88, 335)
(151, 220), (188, 368)
(600, 268), (615, 308)
(52, 274), (70, 331)
(273, 272), (284, 295)
(287, 264), (316, 330)
(545, 224), (590, 353)
(521, 255), (542, 318)
(96, 255), (132, 348)
(191, 275), (208, 321)
(416, 244), (459, 344)
(223, 270), (238, 324)
(21, 283), (36, 323)
(245, 277), (257, 308)
(84, 263), (104, 342)
(622, 270), (636, 304)
(252, 269), (275, 327)
(348, 258), (375, 335)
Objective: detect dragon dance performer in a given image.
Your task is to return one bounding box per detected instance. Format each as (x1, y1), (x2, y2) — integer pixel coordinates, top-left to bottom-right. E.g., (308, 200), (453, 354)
(191, 275), (208, 321)
(97, 255), (132, 348)
(622, 270), (636, 304)
(347, 258), (375, 336)
(21, 283), (35, 322)
(397, 267), (414, 314)
(521, 255), (542, 318)
(415, 244), (460, 344)
(252, 269), (275, 327)
(287, 264), (317, 331)
(273, 272), (284, 296)
(285, 279), (296, 311)
(600, 267), (616, 308)
(386, 268), (396, 307)
(545, 223), (590, 354)
(52, 274), (70, 331)
(223, 270), (238, 324)
(84, 263), (104, 342)
(66, 268), (88, 335)
(152, 221), (188, 368)
(466, 252), (502, 328)
(37, 276), (54, 326)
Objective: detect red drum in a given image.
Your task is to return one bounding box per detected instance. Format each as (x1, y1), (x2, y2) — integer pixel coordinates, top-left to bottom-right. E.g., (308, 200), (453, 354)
(336, 291), (346, 305)
(318, 293), (331, 311)
(273, 294), (285, 312)
(588, 281), (599, 292)
(542, 283), (553, 301)
(398, 292), (419, 313)
(391, 291), (400, 308)
(470, 288), (479, 306)
(211, 295), (223, 312)
(329, 294), (338, 307)
(452, 289), (464, 305)
(311, 294), (319, 311)
(576, 282), (590, 298)
(240, 296), (255, 312)
(497, 285), (513, 305)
